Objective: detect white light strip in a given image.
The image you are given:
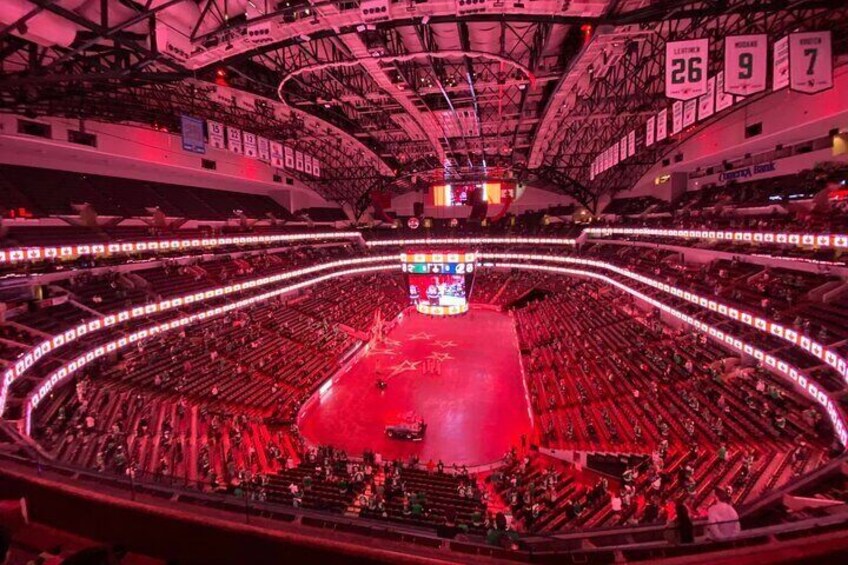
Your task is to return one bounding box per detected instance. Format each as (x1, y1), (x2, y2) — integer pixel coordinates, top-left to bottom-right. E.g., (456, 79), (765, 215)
(491, 261), (848, 448)
(0, 255), (398, 417)
(367, 237), (576, 247)
(23, 264), (401, 434)
(0, 231), (364, 265)
(586, 227), (848, 250)
(481, 252), (848, 388)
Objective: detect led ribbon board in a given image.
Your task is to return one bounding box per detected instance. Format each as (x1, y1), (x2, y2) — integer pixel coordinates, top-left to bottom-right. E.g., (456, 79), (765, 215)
(368, 237), (576, 247)
(489, 261), (848, 448)
(0, 232), (364, 265)
(585, 227), (848, 250)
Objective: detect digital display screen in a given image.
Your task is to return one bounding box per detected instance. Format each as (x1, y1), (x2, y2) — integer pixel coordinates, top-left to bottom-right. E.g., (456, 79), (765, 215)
(431, 183), (507, 206)
(403, 251), (475, 314)
(408, 274), (467, 307)
(403, 262), (473, 274)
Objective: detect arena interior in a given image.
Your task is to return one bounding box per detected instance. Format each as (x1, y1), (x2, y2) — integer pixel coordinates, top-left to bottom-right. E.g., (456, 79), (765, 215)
(1, 1), (848, 563)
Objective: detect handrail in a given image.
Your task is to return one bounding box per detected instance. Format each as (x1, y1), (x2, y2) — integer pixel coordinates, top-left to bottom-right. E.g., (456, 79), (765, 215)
(1, 444), (847, 560)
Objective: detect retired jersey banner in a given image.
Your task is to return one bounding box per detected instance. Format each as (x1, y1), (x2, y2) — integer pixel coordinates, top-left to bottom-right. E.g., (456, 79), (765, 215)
(284, 145), (294, 169)
(656, 108), (668, 141)
(226, 126), (242, 154)
(620, 137), (628, 160)
(304, 155), (313, 175)
(312, 159), (320, 177)
(295, 150), (305, 171)
(789, 31), (832, 94)
(207, 120), (225, 149)
(683, 99), (697, 128)
(257, 136), (270, 162)
(666, 38), (709, 100)
(724, 35), (768, 95)
(671, 100), (683, 134)
(773, 36), (790, 91)
(698, 76), (716, 120)
(645, 116), (656, 147)
(270, 141), (283, 168)
(612, 143), (620, 165)
(243, 132), (258, 158)
(715, 71), (734, 112)
(628, 130), (636, 157)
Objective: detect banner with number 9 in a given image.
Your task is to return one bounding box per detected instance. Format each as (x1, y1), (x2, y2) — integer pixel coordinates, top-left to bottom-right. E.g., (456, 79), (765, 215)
(724, 34), (768, 95)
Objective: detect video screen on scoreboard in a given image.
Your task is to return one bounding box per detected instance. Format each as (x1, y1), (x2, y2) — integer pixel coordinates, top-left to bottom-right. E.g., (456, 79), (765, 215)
(430, 183), (508, 206)
(408, 274), (467, 307)
(402, 251), (475, 308)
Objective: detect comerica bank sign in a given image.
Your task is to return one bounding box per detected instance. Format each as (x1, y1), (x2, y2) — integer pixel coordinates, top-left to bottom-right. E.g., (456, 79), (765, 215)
(719, 161), (777, 183)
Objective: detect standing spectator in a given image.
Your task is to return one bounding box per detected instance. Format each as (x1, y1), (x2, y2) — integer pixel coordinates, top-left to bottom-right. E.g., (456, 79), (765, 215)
(706, 488), (741, 540)
(675, 499), (695, 544)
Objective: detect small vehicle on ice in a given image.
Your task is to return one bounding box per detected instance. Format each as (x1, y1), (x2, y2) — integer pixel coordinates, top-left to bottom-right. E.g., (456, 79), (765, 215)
(385, 417), (427, 441)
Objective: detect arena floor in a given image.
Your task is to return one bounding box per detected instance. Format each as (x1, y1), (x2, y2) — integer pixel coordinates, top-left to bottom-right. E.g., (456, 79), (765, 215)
(297, 307), (533, 466)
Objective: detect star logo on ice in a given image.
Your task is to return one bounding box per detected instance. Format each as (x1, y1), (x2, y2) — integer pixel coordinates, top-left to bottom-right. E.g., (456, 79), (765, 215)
(387, 360), (421, 376)
(435, 340), (457, 348)
(427, 352), (453, 362)
(408, 332), (434, 341)
(382, 338), (402, 348)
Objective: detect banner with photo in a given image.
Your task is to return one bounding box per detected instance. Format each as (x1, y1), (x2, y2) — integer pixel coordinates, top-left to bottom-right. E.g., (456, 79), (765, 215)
(180, 115), (205, 154)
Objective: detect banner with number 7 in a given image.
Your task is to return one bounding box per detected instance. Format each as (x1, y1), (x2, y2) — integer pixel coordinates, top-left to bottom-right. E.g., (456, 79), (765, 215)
(789, 31), (832, 94)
